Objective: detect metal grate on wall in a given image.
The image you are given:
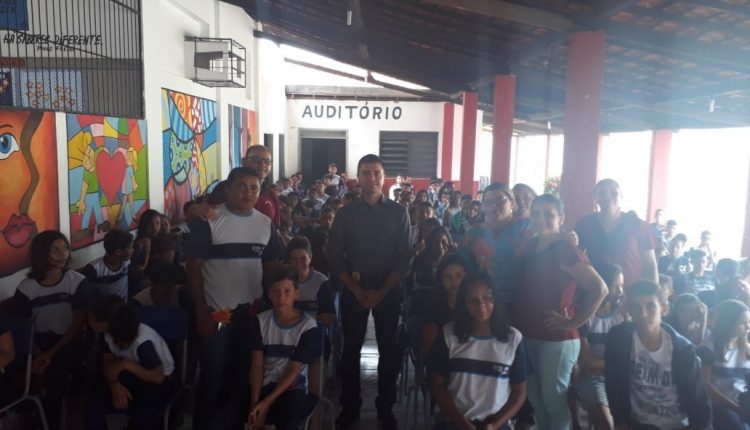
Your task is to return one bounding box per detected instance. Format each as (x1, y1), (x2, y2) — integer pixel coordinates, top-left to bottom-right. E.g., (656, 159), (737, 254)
(380, 131), (438, 178)
(0, 0), (143, 118)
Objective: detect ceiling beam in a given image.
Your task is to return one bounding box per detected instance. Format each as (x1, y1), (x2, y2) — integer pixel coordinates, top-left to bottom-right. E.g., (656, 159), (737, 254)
(348, 0), (369, 59)
(255, 29), (461, 93)
(604, 22), (750, 74)
(468, 0), (646, 88)
(530, 96), (750, 127)
(622, 4), (750, 41)
(514, 62), (750, 113)
(683, 0), (750, 17)
(251, 1), (500, 90)
(422, 0), (575, 32)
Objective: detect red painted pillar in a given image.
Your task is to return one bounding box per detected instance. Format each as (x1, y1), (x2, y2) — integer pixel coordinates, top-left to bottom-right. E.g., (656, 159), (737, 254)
(441, 103), (454, 180)
(460, 92), (478, 195)
(491, 75), (516, 184)
(743, 156), (750, 256)
(646, 130), (672, 223)
(559, 31), (606, 228)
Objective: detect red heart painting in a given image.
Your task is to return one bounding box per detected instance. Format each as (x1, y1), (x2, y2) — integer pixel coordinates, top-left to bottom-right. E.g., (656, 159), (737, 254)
(96, 149), (127, 204)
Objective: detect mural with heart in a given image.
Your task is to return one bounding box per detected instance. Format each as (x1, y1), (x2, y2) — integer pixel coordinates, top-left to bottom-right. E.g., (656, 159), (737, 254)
(67, 115), (148, 250)
(162, 89), (219, 222)
(228, 104), (257, 168)
(0, 109), (59, 277)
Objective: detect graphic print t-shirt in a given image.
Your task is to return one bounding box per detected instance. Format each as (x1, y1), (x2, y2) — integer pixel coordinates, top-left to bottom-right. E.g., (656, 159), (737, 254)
(630, 329), (688, 429)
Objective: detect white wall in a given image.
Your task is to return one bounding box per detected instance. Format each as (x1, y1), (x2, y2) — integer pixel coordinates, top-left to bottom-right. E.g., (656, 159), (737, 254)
(0, 0), (264, 297)
(451, 104), (463, 180)
(258, 38), (288, 181)
(286, 100), (444, 176)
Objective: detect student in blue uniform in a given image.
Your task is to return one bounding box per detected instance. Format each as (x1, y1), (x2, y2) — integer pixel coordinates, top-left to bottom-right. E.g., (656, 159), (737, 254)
(430, 271), (528, 430)
(286, 236), (335, 327)
(87, 295), (176, 430)
(12, 231), (90, 430)
(80, 229), (134, 299)
(247, 266), (320, 430)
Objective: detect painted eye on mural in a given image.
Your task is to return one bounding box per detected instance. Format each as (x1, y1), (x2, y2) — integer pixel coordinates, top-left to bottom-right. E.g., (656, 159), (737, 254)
(0, 133), (19, 160)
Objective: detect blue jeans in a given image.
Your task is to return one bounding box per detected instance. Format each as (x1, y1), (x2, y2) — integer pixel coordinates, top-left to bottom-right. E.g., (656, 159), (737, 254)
(193, 317), (251, 430)
(525, 338), (580, 430)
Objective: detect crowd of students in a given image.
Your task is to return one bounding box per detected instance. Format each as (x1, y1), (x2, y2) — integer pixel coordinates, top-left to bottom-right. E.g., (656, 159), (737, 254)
(1, 146), (750, 430)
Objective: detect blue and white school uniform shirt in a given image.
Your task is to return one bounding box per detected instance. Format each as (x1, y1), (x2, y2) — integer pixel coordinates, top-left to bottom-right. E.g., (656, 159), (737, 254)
(104, 323), (175, 377)
(697, 339), (750, 404)
(187, 204), (281, 311)
(294, 271), (335, 319)
(14, 271), (89, 335)
(80, 257), (130, 299)
(431, 322), (527, 422)
(250, 310), (319, 391)
(581, 309), (624, 360)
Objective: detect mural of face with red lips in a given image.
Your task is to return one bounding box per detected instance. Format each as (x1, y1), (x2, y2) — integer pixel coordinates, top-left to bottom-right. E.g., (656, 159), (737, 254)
(0, 110), (59, 277)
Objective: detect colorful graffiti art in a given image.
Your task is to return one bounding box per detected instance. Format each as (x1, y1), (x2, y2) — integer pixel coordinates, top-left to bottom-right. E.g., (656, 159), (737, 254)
(162, 89), (219, 222)
(0, 109), (59, 277)
(67, 115), (149, 249)
(228, 105), (257, 168)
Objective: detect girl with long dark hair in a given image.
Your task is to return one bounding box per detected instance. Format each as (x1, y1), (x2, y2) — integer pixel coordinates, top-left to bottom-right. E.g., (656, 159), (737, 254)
(13, 231), (90, 430)
(697, 300), (750, 429)
(430, 272), (527, 430)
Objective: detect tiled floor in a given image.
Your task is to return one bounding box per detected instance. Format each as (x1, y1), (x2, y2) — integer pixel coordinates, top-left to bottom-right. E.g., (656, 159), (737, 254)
(325, 316), (428, 430)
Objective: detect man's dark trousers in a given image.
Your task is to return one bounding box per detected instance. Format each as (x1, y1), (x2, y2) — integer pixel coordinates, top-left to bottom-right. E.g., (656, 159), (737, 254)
(339, 284), (403, 417)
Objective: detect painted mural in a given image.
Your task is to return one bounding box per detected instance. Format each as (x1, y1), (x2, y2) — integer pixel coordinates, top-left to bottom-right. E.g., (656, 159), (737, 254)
(228, 104), (257, 168)
(161, 89), (219, 222)
(19, 69), (84, 111)
(67, 115), (148, 249)
(0, 109), (59, 277)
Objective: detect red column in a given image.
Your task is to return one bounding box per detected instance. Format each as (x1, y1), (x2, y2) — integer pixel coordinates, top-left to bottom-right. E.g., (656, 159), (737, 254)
(559, 31), (606, 227)
(441, 103), (454, 180)
(460, 92), (478, 195)
(743, 156), (750, 256)
(491, 75), (516, 184)
(646, 130), (673, 223)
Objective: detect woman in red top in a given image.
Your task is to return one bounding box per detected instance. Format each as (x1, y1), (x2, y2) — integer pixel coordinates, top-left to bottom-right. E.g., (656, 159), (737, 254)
(515, 194), (606, 430)
(574, 178), (658, 288)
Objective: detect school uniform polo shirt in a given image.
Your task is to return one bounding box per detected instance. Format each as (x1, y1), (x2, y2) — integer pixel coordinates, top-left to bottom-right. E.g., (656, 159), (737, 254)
(431, 322), (527, 421)
(249, 310), (319, 390)
(80, 257), (130, 299)
(14, 271), (89, 335)
(104, 323), (175, 377)
(294, 271), (335, 319)
(187, 204), (281, 311)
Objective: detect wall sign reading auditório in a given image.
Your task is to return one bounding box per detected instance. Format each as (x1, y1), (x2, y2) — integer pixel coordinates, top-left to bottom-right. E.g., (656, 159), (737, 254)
(301, 104), (403, 120)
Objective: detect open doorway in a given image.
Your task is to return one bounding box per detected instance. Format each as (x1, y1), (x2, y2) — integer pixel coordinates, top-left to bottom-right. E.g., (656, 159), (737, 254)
(300, 129), (346, 186)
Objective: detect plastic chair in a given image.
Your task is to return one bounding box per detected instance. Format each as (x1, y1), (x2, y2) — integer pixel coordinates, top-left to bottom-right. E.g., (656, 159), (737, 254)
(134, 306), (189, 430)
(401, 285), (434, 430)
(403, 315), (432, 430)
(0, 318), (49, 430)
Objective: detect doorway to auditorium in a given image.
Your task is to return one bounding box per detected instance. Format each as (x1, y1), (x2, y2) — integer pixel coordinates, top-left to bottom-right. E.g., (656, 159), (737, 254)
(300, 129), (347, 186)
